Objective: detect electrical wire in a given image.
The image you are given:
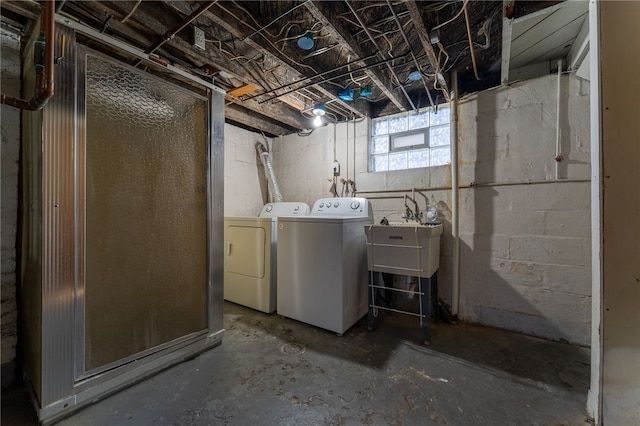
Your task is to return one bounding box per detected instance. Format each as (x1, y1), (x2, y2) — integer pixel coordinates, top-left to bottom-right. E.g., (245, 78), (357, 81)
(432, 0), (470, 31)
(240, 0), (310, 41)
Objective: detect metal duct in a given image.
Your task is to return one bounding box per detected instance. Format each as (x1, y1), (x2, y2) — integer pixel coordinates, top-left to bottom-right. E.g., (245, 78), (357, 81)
(256, 140), (283, 203)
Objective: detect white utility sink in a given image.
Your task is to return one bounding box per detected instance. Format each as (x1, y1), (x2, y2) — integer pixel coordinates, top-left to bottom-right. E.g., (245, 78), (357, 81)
(364, 223), (443, 278)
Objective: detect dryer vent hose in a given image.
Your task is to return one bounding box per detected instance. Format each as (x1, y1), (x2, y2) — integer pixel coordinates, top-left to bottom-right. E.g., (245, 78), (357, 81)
(256, 140), (283, 203)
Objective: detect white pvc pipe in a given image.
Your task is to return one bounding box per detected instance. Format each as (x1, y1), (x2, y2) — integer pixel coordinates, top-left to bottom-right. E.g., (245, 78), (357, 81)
(451, 70), (460, 316)
(555, 58), (563, 180)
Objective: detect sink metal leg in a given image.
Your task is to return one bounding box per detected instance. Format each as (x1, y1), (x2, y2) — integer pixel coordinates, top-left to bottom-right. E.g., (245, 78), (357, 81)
(431, 272), (439, 323)
(367, 272), (374, 331)
(420, 276), (431, 344)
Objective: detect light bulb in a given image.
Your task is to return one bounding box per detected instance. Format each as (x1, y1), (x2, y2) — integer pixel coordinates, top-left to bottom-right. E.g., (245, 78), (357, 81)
(313, 115), (323, 127)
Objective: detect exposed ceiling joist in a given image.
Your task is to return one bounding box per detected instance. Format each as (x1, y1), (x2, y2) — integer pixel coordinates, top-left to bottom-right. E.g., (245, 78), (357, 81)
(225, 103), (294, 137)
(501, 0), (515, 84)
(81, 1), (308, 131)
(2, 0), (568, 135)
(304, 0), (406, 112)
(404, 0), (450, 102)
(197, 3), (369, 120)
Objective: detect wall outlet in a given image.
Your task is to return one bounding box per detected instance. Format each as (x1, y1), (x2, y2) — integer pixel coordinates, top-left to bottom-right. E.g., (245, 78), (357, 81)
(332, 161), (340, 176)
(193, 26), (205, 50)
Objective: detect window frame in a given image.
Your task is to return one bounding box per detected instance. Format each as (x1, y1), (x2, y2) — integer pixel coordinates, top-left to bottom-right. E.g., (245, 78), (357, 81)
(390, 129), (428, 152)
(369, 105), (451, 172)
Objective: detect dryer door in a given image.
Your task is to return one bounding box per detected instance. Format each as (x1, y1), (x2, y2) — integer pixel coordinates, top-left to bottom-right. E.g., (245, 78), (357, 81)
(227, 226), (266, 278)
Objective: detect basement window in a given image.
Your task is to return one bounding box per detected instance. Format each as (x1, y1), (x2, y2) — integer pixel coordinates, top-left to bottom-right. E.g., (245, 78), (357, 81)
(369, 106), (451, 172)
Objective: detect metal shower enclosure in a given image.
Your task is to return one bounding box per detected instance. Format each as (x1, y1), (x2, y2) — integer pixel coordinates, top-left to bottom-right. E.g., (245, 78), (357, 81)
(19, 24), (225, 424)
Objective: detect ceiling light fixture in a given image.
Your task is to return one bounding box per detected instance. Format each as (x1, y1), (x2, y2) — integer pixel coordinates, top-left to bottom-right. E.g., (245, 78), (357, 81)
(359, 85), (372, 97)
(297, 31), (315, 50)
(408, 70), (423, 81)
(312, 103), (325, 127)
(337, 88), (354, 101)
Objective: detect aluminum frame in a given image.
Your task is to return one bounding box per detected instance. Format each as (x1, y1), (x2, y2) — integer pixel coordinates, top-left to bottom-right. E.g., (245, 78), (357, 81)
(23, 26), (225, 425)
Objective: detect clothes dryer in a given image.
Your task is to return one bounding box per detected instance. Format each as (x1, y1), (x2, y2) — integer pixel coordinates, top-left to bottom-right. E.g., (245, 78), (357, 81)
(224, 202), (310, 313)
(276, 197), (373, 334)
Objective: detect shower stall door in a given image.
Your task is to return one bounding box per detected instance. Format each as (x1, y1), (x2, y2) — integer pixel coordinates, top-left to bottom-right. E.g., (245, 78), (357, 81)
(20, 26), (224, 424)
(79, 52), (210, 375)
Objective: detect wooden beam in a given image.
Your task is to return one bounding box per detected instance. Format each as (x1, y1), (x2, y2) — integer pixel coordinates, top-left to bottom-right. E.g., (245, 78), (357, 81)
(304, 0), (407, 111)
(225, 103), (295, 137)
(77, 1), (309, 131)
(1, 0), (41, 21)
(227, 83), (257, 97)
(501, 0), (515, 84)
(198, 5), (369, 119)
(405, 0), (450, 102)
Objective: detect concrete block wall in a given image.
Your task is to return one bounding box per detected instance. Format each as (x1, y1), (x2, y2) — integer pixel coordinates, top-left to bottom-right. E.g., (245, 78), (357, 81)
(457, 75), (591, 345)
(273, 73), (591, 346)
(1, 26), (21, 385)
(223, 124), (273, 216)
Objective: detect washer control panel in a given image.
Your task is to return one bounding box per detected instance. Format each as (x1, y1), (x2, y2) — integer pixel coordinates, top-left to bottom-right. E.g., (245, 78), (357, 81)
(259, 202), (310, 217)
(311, 197), (372, 218)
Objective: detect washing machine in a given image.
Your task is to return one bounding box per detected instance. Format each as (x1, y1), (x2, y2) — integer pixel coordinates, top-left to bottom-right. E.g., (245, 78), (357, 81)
(224, 202), (310, 313)
(276, 197), (374, 334)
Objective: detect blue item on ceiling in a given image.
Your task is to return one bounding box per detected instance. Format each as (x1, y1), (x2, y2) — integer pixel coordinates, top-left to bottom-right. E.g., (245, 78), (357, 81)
(312, 103), (325, 116)
(337, 88), (355, 101)
(408, 70), (423, 81)
(297, 32), (314, 50)
(359, 85), (372, 97)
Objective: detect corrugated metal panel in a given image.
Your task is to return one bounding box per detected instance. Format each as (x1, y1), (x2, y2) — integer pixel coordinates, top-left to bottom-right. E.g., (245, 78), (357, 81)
(20, 26), (44, 401)
(510, 0), (588, 70)
(40, 25), (76, 406)
(208, 88), (225, 334)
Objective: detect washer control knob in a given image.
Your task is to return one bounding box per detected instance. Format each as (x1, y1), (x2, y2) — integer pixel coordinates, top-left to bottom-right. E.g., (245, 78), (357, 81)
(334, 202), (339, 208)
(350, 201), (360, 210)
(294, 206), (299, 211)
(265, 205), (273, 212)
(319, 202), (324, 208)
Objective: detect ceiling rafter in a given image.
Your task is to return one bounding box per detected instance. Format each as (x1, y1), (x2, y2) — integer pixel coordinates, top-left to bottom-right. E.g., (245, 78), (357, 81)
(196, 3), (370, 120)
(81, 1), (309, 132)
(2, 0), (566, 135)
(404, 0), (450, 102)
(225, 103), (295, 136)
(303, 0), (407, 112)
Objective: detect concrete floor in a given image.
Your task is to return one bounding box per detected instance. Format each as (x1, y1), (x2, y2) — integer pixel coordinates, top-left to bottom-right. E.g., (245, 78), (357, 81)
(3, 301), (591, 425)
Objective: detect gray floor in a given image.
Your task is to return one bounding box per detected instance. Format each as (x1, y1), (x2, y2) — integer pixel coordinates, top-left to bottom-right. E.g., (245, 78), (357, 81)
(3, 301), (591, 425)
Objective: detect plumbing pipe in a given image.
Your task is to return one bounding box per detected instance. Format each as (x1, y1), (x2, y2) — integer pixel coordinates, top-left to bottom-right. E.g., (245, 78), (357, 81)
(344, 1), (416, 110)
(352, 117), (356, 192)
(451, 69), (460, 316)
(1, 0), (55, 110)
(346, 119), (349, 182)
(555, 58), (563, 180)
(356, 178), (590, 194)
(463, 2), (480, 80)
(133, 0), (219, 66)
(256, 140), (283, 203)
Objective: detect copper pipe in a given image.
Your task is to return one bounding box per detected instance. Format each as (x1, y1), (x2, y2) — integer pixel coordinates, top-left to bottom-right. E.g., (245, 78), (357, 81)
(463, 2), (480, 80)
(1, 0), (55, 110)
